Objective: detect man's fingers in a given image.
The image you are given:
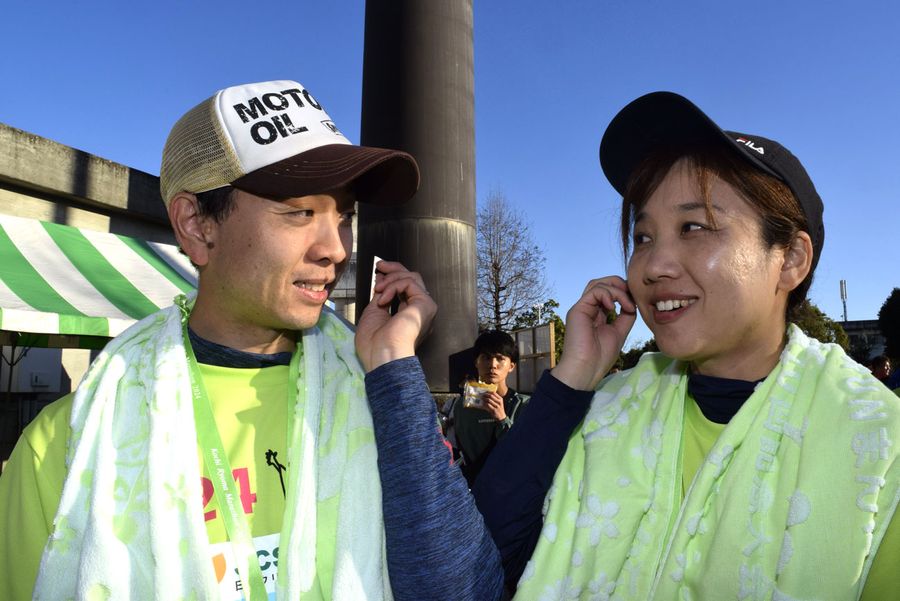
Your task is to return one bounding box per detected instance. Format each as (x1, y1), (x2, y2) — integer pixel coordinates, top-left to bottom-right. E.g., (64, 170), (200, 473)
(375, 276), (432, 314)
(373, 259), (409, 274)
(373, 261), (427, 290)
(374, 267), (427, 294)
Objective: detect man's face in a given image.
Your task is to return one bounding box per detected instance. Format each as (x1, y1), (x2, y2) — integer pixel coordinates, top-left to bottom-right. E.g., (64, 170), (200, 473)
(199, 188), (354, 340)
(475, 352), (516, 386)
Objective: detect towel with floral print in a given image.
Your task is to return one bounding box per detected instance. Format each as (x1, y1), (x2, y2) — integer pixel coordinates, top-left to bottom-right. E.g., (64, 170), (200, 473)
(34, 294), (392, 601)
(517, 325), (900, 601)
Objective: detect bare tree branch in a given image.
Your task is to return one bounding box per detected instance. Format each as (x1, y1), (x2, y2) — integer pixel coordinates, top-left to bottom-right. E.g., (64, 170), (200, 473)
(476, 191), (549, 331)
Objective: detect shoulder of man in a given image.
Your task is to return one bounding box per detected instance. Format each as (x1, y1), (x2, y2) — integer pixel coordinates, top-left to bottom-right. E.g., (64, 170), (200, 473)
(506, 391), (530, 421)
(20, 393), (75, 458)
(441, 394), (461, 416)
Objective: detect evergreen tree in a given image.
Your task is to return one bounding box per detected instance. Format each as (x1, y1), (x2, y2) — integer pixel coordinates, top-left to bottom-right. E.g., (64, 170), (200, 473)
(878, 288), (900, 359)
(791, 300), (849, 349)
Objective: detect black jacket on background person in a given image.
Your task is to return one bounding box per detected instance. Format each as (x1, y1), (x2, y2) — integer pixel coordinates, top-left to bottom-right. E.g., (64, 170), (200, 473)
(449, 389), (529, 485)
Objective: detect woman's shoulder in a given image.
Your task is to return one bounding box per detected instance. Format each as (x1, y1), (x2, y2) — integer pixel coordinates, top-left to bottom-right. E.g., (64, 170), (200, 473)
(597, 352), (680, 394)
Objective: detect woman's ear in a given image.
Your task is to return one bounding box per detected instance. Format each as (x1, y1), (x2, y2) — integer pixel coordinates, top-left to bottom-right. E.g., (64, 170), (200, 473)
(778, 231), (813, 293)
(168, 193), (214, 267)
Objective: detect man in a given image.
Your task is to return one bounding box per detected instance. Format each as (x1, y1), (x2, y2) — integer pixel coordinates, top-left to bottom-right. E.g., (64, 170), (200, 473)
(448, 330), (529, 485)
(0, 80), (501, 600)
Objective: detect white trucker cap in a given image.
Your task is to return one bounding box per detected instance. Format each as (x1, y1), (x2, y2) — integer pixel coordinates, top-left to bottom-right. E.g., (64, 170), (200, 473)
(160, 80), (419, 206)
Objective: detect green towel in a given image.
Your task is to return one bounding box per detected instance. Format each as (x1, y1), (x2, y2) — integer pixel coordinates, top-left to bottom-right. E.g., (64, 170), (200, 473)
(517, 325), (900, 600)
(34, 294), (392, 600)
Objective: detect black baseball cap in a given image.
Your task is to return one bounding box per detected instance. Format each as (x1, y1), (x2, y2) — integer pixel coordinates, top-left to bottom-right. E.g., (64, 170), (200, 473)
(599, 91), (824, 270)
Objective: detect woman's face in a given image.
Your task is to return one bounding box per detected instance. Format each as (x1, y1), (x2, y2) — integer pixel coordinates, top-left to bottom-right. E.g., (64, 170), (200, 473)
(626, 160), (791, 380)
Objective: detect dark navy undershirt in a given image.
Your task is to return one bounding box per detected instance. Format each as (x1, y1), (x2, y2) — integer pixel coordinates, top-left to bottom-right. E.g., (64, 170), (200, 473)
(474, 369), (762, 594)
(687, 373), (761, 424)
(187, 327), (292, 367)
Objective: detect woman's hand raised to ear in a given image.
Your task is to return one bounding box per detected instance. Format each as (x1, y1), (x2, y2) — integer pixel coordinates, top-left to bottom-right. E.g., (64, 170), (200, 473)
(551, 276), (636, 390)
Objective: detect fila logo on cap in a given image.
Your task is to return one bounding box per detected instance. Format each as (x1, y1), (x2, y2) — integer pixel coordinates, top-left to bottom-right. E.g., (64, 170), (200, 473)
(735, 137), (765, 155)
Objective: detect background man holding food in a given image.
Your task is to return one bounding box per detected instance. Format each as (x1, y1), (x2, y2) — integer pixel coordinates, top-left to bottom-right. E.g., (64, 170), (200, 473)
(443, 330), (529, 485)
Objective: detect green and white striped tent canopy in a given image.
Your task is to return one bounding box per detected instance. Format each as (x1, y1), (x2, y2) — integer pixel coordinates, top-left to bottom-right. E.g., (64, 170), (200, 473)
(0, 213), (197, 348)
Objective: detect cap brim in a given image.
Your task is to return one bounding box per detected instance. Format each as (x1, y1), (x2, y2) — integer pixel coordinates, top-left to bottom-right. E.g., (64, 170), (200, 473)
(599, 92), (778, 195)
(232, 144), (420, 206)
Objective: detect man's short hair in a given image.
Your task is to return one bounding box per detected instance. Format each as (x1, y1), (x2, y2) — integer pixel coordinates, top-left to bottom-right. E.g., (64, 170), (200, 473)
(195, 185), (237, 223)
(474, 330), (519, 364)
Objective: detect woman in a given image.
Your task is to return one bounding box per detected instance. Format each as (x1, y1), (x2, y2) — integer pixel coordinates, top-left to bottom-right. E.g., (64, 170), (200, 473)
(473, 92), (900, 600)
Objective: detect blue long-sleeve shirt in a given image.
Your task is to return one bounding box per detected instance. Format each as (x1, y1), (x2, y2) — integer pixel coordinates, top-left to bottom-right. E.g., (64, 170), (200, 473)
(365, 357), (505, 601)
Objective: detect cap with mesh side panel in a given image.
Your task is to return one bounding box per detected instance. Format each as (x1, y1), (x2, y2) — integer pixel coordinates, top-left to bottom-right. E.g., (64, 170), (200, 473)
(160, 80), (419, 207)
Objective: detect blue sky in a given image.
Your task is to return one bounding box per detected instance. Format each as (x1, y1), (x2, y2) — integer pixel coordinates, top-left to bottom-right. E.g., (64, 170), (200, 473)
(2, 1), (897, 347)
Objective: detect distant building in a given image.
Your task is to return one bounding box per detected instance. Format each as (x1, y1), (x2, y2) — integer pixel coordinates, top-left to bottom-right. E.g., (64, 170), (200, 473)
(839, 319), (886, 363)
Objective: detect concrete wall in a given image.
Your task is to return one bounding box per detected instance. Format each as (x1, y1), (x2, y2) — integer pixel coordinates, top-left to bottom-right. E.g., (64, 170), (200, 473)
(0, 122), (174, 241)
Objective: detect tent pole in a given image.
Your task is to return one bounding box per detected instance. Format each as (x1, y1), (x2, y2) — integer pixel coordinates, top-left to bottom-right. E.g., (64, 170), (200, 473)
(5, 336), (15, 408)
(4, 338), (13, 405)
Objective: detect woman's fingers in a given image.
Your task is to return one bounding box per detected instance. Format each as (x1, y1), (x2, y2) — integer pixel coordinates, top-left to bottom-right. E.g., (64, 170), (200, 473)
(610, 307), (637, 341)
(570, 280), (636, 327)
(581, 278), (636, 313)
(580, 275), (629, 297)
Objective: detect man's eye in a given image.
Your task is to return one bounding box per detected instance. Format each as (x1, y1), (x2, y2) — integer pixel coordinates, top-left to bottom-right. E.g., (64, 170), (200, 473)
(286, 209), (314, 218)
(633, 233), (651, 246)
(341, 211), (356, 223)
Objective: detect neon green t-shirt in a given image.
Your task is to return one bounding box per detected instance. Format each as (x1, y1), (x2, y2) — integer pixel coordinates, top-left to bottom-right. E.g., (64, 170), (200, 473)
(683, 396), (899, 601)
(0, 363), (339, 600)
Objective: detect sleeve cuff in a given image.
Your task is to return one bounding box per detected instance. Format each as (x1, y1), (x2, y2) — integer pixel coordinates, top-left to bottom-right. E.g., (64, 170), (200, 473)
(536, 369), (595, 406)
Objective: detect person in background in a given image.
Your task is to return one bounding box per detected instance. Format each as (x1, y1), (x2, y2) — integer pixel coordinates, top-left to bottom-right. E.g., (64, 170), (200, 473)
(473, 91), (900, 599)
(445, 330), (530, 485)
(870, 354), (892, 385)
(0, 79), (502, 601)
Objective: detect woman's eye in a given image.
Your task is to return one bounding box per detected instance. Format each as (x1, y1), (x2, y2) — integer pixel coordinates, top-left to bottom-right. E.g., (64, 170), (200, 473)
(682, 222), (706, 234)
(633, 233), (651, 246)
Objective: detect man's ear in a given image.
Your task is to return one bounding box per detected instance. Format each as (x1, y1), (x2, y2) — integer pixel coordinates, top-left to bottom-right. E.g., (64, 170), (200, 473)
(168, 192), (214, 268)
(777, 231), (813, 293)
(508, 362), (516, 373)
